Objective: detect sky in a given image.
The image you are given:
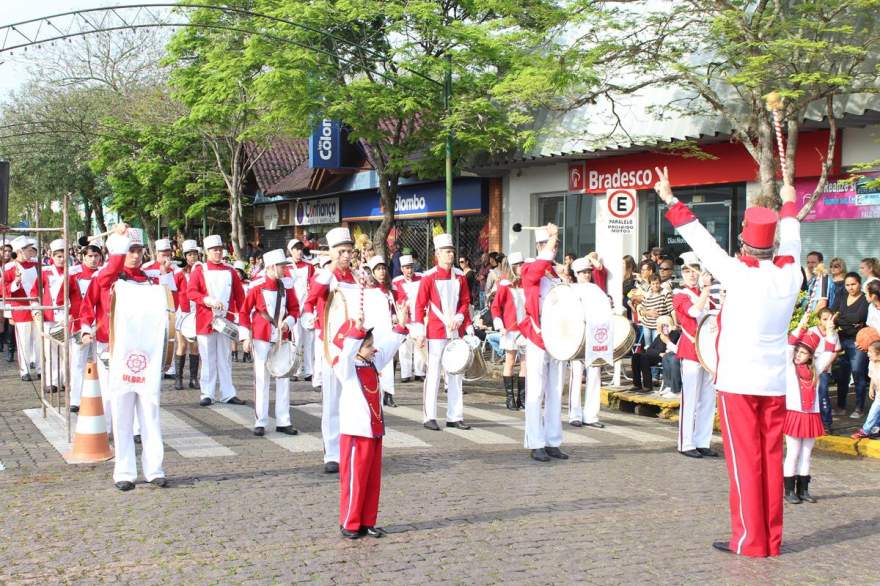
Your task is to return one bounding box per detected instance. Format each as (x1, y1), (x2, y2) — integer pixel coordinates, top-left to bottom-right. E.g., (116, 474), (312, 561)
(0, 1), (129, 102)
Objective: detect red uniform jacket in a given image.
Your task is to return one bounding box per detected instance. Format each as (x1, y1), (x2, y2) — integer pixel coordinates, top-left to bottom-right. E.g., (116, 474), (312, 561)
(413, 265), (471, 340)
(518, 252), (559, 349)
(490, 280), (524, 331)
(391, 273), (423, 324)
(73, 265), (100, 333)
(241, 276), (300, 342)
(302, 267), (357, 336)
(673, 286), (714, 363)
(187, 261), (246, 335)
(286, 260), (315, 307)
(3, 260), (40, 323)
(40, 264), (83, 326)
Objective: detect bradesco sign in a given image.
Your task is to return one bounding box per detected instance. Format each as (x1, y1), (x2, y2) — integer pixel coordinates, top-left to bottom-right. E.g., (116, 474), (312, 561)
(568, 130), (839, 193)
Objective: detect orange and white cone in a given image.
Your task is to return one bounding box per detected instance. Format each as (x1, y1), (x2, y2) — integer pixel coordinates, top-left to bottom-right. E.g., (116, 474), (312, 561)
(66, 361), (113, 464)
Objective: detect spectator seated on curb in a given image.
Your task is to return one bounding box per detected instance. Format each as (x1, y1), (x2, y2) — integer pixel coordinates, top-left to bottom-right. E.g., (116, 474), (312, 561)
(630, 315), (681, 396)
(852, 340), (880, 440)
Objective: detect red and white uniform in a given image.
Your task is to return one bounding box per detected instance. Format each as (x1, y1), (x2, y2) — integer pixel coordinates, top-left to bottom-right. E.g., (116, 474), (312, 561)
(39, 263), (83, 388)
(3, 260), (40, 377)
(70, 264), (100, 408)
(363, 281), (396, 396)
(666, 199), (801, 557)
(302, 266), (359, 464)
(672, 285), (716, 453)
(391, 272), (425, 379)
(490, 278), (525, 351)
(519, 250), (565, 450)
(241, 276), (299, 428)
(412, 265), (472, 424)
(287, 260), (315, 378)
(334, 324), (407, 533)
(187, 261), (246, 402)
(568, 281), (610, 425)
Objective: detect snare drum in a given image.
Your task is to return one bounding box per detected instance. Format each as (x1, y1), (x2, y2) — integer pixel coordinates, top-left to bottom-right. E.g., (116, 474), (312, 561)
(48, 323), (81, 344)
(267, 339), (299, 378)
(441, 338), (474, 375)
(176, 312), (197, 342)
(695, 311), (720, 375)
(541, 284), (587, 361)
(211, 317), (239, 341)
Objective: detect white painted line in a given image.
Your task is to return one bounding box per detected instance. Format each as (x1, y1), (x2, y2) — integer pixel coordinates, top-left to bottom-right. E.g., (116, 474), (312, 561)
(298, 402), (429, 449)
(0, 460), (5, 471)
(24, 408), (72, 458)
(390, 405), (518, 445)
(466, 405), (599, 445)
(161, 409), (235, 458)
(585, 422), (671, 444)
(211, 403), (324, 453)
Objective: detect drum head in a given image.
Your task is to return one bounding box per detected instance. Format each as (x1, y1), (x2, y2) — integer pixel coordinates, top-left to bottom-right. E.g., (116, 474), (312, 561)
(696, 312), (720, 375)
(611, 315), (636, 361)
(441, 339), (472, 374)
(179, 313), (196, 341)
(323, 290), (350, 364)
(541, 284), (586, 361)
(268, 340), (296, 378)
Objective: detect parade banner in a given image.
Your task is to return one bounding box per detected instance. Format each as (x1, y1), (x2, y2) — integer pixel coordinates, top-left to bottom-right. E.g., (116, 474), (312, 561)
(796, 172), (880, 222)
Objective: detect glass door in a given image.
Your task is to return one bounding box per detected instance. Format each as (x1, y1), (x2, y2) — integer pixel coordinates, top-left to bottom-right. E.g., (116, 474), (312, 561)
(658, 201), (732, 258)
(537, 194), (566, 262)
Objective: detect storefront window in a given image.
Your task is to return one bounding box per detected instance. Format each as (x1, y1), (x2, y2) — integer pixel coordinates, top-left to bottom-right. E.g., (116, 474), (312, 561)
(535, 193), (598, 262)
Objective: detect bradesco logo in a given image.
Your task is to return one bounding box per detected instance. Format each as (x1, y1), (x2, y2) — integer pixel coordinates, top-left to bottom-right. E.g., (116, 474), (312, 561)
(395, 194), (427, 213)
(588, 168), (654, 191)
(317, 119), (334, 161)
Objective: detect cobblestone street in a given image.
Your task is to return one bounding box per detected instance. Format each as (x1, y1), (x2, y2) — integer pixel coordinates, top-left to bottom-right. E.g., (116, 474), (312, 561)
(1, 360), (878, 585)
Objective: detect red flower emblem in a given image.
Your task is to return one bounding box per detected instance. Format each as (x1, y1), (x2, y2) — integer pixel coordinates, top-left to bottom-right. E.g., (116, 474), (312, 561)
(595, 326), (609, 344)
(125, 351), (148, 374)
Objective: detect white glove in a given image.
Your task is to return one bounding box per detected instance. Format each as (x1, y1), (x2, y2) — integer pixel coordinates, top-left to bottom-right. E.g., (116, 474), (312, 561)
(301, 312), (316, 330)
(452, 313), (465, 328)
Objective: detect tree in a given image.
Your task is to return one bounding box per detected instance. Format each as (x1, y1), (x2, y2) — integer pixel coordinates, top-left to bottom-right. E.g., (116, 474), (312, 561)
(564, 0), (880, 214)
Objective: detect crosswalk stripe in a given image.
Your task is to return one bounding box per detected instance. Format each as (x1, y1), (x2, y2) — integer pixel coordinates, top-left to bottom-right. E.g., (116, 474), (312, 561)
(297, 402), (429, 449)
(161, 409), (235, 458)
(585, 422), (671, 443)
(465, 405), (599, 445)
(389, 405), (518, 445)
(210, 403), (325, 453)
(24, 408), (71, 457)
(0, 460), (6, 471)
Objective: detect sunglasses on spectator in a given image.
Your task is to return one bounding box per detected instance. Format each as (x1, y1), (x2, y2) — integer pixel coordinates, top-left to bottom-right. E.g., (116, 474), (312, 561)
(660, 266), (673, 271)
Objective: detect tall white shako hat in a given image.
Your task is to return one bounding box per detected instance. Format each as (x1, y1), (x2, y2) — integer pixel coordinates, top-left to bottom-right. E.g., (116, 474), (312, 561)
(49, 239), (66, 253)
(182, 239), (199, 254)
(399, 254), (414, 267)
(367, 255), (386, 271)
(263, 249), (290, 267)
(680, 251), (701, 271)
(286, 238), (301, 251)
(508, 252), (524, 266)
(10, 235), (34, 252)
(203, 234), (223, 250)
(317, 255), (332, 267)
(433, 233), (454, 250)
(127, 228), (145, 248)
(534, 227), (550, 243)
(155, 238), (172, 252)
(571, 257), (591, 273)
(326, 227), (353, 248)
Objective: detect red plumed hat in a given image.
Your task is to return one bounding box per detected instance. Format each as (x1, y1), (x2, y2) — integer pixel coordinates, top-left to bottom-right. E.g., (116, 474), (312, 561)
(795, 331), (820, 354)
(740, 206), (778, 249)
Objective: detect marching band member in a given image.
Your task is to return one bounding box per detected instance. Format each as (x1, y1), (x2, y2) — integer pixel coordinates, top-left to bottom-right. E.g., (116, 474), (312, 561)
(411, 233), (474, 432)
(302, 227), (358, 474)
(231, 260), (251, 363)
(334, 304), (409, 539)
(363, 255), (397, 408)
(142, 238), (179, 380)
(672, 251), (718, 458)
(80, 225), (175, 491)
(490, 253), (526, 411)
(70, 244), (103, 412)
(241, 249), (299, 436)
(391, 254), (425, 383)
(568, 257), (609, 429)
(287, 239), (315, 381)
(172, 240), (201, 391)
(40, 239), (83, 394)
(187, 235), (247, 407)
(656, 167), (802, 557)
(309, 254), (332, 393)
(4, 236), (41, 381)
(519, 224), (567, 462)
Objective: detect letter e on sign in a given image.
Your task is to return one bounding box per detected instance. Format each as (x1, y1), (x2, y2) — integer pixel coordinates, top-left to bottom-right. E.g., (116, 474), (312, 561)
(607, 189), (636, 219)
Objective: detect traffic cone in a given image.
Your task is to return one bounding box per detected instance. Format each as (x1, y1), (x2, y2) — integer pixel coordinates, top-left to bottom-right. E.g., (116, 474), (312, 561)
(66, 361), (113, 463)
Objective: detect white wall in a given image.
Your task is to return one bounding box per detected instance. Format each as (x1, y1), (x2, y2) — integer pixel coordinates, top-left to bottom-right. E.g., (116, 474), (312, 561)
(502, 162), (569, 256)
(841, 125), (880, 169)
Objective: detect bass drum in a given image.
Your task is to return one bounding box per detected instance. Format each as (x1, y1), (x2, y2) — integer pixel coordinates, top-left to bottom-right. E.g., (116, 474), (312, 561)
(611, 315), (636, 362)
(695, 311), (721, 375)
(541, 284), (586, 361)
(441, 338), (473, 375)
(176, 312), (197, 343)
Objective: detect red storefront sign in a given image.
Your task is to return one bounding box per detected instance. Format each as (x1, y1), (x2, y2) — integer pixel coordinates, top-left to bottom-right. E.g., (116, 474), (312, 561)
(569, 130), (840, 194)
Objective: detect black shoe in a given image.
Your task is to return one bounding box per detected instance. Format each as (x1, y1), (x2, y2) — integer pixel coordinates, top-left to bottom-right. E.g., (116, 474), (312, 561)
(70, 405), (79, 413)
(242, 352), (252, 363)
(784, 476), (801, 504)
(531, 448), (551, 462)
(364, 526), (387, 538)
(423, 420), (441, 431)
(446, 421), (471, 430)
(162, 373), (174, 380)
(681, 449), (703, 458)
(796, 475), (816, 503)
(174, 379), (184, 391)
(383, 394), (397, 408)
(150, 477), (168, 488)
(324, 461), (339, 474)
(414, 376), (425, 382)
(712, 541), (733, 554)
(20, 374), (32, 382)
(276, 426), (298, 435)
(340, 527), (362, 540)
(569, 420), (583, 428)
(199, 397), (213, 407)
(254, 427), (265, 437)
(225, 396), (246, 405)
(583, 421), (605, 429)
(400, 377), (412, 383)
(189, 380), (199, 389)
(48, 385), (59, 394)
(545, 446), (569, 460)
(231, 351), (239, 362)
(697, 447), (719, 457)
(302, 375), (312, 382)
(134, 435), (141, 445)
(115, 481), (135, 491)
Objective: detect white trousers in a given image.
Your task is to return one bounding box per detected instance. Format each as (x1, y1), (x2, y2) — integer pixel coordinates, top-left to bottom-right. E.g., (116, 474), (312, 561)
(14, 321), (40, 377)
(70, 339), (93, 407)
(41, 321), (63, 387)
(784, 436), (815, 476)
(96, 342), (139, 436)
(111, 392), (164, 483)
(568, 360), (601, 424)
(320, 341), (341, 463)
(313, 331), (324, 388)
(253, 340), (291, 428)
(524, 341), (565, 449)
(678, 359), (716, 452)
(197, 333), (237, 402)
(379, 360), (395, 395)
(423, 338), (464, 423)
(399, 335), (426, 379)
(295, 323), (314, 377)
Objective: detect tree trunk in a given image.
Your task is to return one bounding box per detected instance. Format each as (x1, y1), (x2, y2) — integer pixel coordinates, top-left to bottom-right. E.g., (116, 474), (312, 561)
(797, 97), (838, 220)
(755, 116), (780, 209)
(80, 194), (93, 235)
(92, 195), (108, 233)
(374, 172), (400, 261)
